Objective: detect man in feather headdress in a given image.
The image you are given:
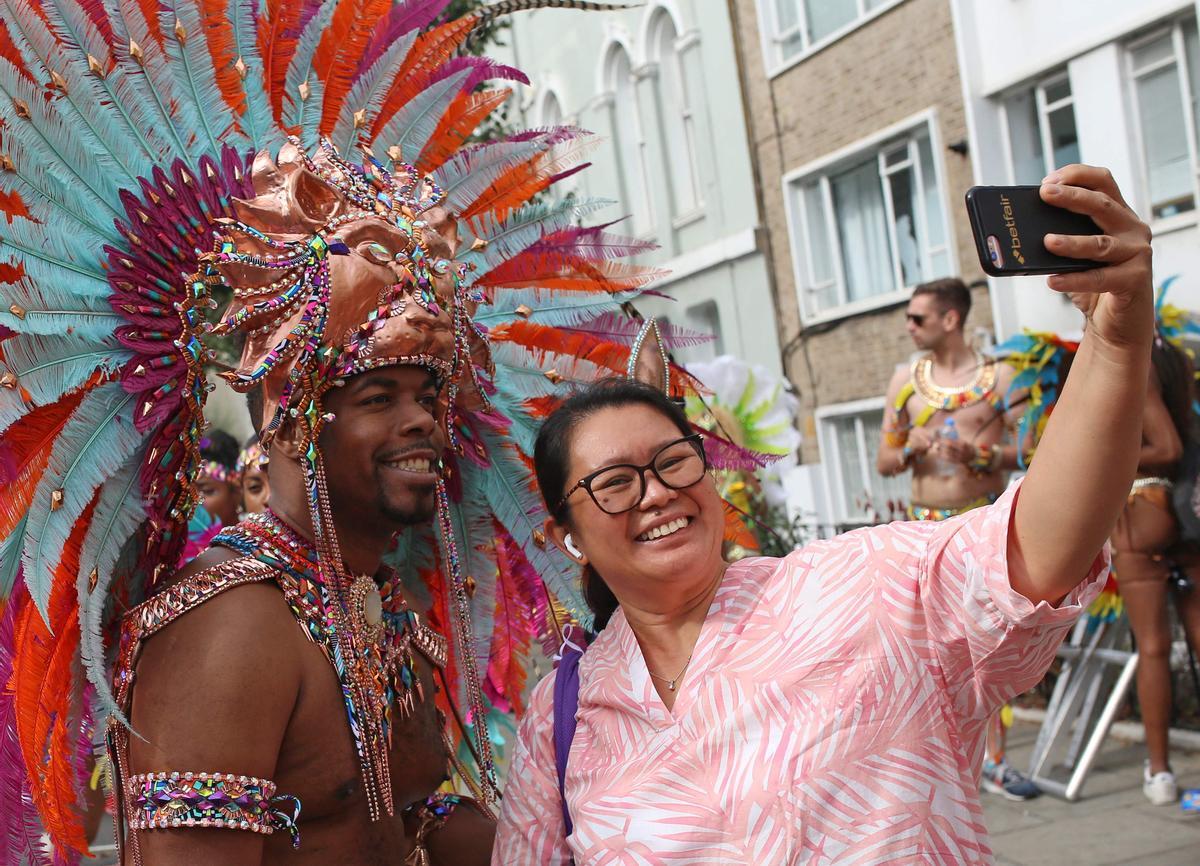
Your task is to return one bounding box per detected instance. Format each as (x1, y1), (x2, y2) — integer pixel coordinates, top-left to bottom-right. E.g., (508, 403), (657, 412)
(0, 1), (655, 864)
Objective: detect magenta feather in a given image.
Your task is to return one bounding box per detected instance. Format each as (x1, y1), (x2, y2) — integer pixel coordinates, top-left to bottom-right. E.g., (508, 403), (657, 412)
(700, 427), (770, 472)
(361, 0), (454, 68)
(569, 313), (714, 350)
(431, 55), (528, 91)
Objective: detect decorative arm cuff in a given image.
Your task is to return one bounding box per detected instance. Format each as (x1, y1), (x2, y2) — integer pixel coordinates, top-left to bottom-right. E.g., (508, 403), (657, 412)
(125, 771), (301, 848)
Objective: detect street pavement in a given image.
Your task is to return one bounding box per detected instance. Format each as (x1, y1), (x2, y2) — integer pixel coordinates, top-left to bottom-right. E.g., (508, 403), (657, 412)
(985, 721), (1200, 866)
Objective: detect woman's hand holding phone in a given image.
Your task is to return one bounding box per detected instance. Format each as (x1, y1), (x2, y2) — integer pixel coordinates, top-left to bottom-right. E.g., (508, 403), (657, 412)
(1039, 164), (1153, 351)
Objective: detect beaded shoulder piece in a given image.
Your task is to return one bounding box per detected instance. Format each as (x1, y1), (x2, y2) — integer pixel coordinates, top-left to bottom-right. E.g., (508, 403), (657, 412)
(213, 513), (448, 764)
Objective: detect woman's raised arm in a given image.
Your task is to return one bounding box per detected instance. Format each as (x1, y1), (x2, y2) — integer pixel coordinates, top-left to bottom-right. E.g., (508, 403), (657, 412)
(1010, 164), (1154, 605)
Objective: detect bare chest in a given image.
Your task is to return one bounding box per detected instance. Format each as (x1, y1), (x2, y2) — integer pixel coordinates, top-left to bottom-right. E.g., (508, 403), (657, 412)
(277, 640), (450, 825)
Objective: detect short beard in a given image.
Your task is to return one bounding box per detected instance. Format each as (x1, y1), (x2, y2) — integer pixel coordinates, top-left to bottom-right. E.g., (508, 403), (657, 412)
(377, 490), (435, 526)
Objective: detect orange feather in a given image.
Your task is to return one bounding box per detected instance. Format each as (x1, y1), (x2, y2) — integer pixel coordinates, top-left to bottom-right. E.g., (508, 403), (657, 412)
(0, 387), (89, 539)
(197, 0), (246, 120)
(313, 0), (393, 133)
(723, 501), (760, 552)
(0, 189), (33, 225)
(135, 0), (165, 50)
(417, 89), (510, 175)
(475, 252), (660, 295)
(11, 497), (95, 857)
(461, 135), (594, 223)
(490, 320), (631, 376)
(370, 18), (475, 139)
(258, 0), (305, 122)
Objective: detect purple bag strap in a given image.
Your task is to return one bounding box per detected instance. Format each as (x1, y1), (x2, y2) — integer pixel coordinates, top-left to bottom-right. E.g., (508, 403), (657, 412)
(552, 628), (587, 837)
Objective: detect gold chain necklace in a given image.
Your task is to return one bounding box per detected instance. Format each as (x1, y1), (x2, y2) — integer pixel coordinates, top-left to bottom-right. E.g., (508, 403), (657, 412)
(648, 655), (693, 692)
(911, 351), (996, 411)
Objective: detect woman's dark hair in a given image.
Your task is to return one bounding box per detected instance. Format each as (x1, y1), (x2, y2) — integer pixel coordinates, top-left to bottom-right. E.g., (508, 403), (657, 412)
(1152, 337), (1197, 471)
(533, 378), (693, 630)
(200, 429), (240, 472)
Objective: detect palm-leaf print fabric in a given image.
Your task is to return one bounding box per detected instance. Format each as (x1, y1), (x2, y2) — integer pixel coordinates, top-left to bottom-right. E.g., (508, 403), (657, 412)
(495, 479), (1108, 865)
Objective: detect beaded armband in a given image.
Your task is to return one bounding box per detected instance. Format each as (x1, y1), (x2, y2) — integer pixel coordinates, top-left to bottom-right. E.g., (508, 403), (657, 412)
(126, 771), (301, 848)
(883, 427), (909, 448)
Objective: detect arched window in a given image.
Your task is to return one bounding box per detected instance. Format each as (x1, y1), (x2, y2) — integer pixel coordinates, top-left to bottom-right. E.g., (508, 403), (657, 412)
(539, 89), (564, 128)
(649, 11), (700, 217)
(605, 43), (654, 235)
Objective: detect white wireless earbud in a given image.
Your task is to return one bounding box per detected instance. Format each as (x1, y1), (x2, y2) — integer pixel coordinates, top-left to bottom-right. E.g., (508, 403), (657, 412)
(563, 533), (584, 561)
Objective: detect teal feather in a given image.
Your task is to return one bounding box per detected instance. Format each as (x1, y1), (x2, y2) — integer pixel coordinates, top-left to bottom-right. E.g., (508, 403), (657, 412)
(20, 383), (145, 623)
(0, 514), (27, 599)
(0, 0), (148, 183)
(282, 0), (338, 135)
(294, 76), (326, 152)
(0, 150), (117, 239)
(441, 459), (498, 679)
(164, 0), (243, 154)
(458, 198), (594, 273)
(332, 30), (418, 153)
(0, 214), (112, 296)
(0, 333), (126, 434)
(473, 288), (635, 329)
(227, 0), (275, 149)
(108, 0), (194, 160)
(479, 424), (587, 623)
(49, 0), (166, 167)
(371, 66), (472, 164)
(77, 458), (144, 725)
(0, 58), (124, 219)
(389, 523), (438, 611)
(436, 139), (547, 213)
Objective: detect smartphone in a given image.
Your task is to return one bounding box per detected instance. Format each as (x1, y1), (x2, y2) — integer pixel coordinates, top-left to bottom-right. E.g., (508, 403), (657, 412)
(964, 185), (1104, 276)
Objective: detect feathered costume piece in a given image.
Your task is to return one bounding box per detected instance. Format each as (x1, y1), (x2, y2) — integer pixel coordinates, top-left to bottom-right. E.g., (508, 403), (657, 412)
(996, 278), (1200, 627)
(0, 0), (750, 860)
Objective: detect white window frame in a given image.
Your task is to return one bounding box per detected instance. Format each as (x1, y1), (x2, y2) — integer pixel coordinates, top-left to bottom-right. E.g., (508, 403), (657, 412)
(1127, 19), (1200, 228)
(646, 8), (704, 225)
(999, 71), (1079, 184)
(781, 109), (956, 326)
(815, 396), (896, 527)
(603, 42), (657, 239)
(756, 0), (908, 79)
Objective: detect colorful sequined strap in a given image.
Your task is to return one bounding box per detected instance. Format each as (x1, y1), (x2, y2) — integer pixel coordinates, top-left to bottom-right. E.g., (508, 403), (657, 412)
(129, 557), (279, 642)
(125, 771), (301, 848)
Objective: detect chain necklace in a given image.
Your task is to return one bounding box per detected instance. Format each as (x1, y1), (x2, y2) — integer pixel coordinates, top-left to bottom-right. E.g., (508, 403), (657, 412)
(212, 509), (449, 818)
(647, 655), (693, 692)
(911, 351), (996, 411)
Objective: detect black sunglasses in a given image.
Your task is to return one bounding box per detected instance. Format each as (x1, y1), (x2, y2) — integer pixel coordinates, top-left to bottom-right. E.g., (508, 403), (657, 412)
(906, 313), (926, 326)
(555, 434), (707, 515)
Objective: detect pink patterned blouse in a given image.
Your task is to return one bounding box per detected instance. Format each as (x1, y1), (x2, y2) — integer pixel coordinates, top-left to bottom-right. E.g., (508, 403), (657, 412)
(494, 482), (1107, 864)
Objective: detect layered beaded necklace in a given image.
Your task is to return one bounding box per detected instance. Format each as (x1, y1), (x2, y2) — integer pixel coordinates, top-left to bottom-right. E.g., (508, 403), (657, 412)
(911, 351), (997, 411)
(213, 510), (449, 809)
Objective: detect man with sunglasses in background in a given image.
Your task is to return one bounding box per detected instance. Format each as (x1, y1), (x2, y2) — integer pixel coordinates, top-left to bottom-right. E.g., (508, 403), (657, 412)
(877, 276), (1039, 801)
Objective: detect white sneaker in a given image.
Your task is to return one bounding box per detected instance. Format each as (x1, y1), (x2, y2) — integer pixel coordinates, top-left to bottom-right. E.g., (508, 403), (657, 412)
(1143, 761), (1178, 806)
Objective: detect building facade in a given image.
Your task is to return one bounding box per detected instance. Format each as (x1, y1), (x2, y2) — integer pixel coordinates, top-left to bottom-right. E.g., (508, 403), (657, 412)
(730, 0), (992, 531)
(493, 1), (780, 372)
(951, 0), (1200, 335)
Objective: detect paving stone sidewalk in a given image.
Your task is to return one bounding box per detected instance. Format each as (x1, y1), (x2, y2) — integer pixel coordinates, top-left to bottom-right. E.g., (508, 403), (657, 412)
(984, 721), (1200, 866)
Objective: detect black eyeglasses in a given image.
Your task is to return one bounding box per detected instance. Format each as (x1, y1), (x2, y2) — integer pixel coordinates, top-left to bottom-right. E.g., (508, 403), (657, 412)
(906, 313), (926, 326)
(555, 434), (707, 515)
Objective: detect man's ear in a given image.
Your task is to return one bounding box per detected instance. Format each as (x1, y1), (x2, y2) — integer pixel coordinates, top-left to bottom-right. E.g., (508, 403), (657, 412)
(545, 516), (586, 565)
(269, 417), (305, 462)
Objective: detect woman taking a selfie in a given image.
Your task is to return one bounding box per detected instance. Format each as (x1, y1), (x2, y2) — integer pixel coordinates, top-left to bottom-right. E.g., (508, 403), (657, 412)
(493, 165), (1154, 864)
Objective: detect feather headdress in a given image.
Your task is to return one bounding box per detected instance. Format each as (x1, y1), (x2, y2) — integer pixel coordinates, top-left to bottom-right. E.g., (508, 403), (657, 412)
(0, 0), (694, 857)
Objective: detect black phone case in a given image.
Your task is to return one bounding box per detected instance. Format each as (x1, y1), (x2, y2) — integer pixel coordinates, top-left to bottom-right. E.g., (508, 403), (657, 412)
(964, 185), (1104, 276)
